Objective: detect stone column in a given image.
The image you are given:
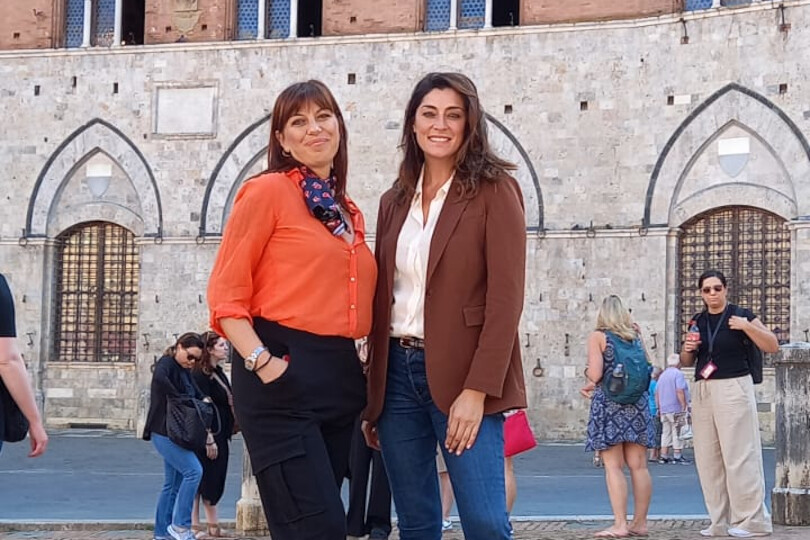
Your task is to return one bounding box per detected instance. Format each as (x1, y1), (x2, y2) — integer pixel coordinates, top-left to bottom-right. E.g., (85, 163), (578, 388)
(257, 0), (266, 40)
(449, 0), (457, 30)
(289, 0), (298, 38)
(771, 343), (810, 525)
(82, 0), (93, 47)
(113, 0), (122, 45)
(484, 0), (493, 28)
(236, 445), (268, 534)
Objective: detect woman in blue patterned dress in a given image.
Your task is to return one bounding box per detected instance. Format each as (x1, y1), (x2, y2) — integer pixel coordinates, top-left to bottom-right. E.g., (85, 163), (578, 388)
(581, 295), (655, 538)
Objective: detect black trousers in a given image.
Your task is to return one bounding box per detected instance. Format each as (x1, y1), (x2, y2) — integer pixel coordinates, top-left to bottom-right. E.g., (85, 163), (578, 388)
(232, 319), (366, 540)
(346, 416), (392, 537)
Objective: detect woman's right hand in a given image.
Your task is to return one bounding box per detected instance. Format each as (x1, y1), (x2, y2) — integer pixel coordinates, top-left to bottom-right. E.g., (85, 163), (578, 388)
(255, 355), (289, 384)
(682, 338), (701, 354)
(361, 420), (381, 451)
(27, 421), (48, 457)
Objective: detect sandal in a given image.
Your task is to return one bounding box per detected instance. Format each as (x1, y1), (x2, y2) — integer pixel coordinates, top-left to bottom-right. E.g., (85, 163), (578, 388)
(593, 455), (603, 468)
(594, 529), (629, 538)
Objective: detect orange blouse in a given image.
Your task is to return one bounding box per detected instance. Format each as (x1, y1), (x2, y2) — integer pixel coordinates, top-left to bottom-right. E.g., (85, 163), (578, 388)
(207, 169), (377, 339)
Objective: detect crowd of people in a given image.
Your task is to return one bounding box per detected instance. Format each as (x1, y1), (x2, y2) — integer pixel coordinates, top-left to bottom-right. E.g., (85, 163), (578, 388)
(0, 72), (781, 540)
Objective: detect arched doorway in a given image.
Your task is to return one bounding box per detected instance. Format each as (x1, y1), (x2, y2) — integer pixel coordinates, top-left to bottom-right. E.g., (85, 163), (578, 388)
(677, 206), (791, 344)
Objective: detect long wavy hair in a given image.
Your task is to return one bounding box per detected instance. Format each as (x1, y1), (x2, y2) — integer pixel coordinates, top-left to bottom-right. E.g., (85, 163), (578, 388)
(267, 80), (350, 208)
(195, 331), (222, 375)
(595, 295), (637, 342)
(393, 72), (515, 203)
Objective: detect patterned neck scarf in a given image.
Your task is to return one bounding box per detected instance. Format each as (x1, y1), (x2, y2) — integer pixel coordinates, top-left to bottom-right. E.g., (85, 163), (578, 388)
(298, 166), (348, 236)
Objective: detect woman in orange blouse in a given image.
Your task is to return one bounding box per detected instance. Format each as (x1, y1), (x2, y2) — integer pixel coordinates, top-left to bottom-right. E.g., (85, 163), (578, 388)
(207, 80), (376, 540)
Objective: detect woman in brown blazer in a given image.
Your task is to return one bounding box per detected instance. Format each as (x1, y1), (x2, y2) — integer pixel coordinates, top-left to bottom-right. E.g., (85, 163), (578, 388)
(362, 72), (527, 540)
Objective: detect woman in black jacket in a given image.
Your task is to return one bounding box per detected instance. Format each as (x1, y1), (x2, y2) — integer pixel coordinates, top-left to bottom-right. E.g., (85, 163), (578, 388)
(143, 333), (215, 540)
(190, 331), (235, 538)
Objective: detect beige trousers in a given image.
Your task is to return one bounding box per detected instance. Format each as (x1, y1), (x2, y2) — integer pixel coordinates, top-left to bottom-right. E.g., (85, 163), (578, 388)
(661, 412), (686, 451)
(692, 376), (772, 535)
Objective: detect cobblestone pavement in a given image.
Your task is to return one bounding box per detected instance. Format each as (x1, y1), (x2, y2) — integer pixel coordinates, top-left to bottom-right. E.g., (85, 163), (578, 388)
(1, 521), (808, 540)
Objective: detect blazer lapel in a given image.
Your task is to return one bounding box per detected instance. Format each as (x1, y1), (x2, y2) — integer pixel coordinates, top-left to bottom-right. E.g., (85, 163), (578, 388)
(382, 200), (409, 302)
(426, 185), (469, 286)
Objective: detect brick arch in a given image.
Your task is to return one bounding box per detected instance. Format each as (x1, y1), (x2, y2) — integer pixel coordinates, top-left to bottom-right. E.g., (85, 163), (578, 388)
(200, 113), (544, 236)
(26, 118), (162, 238)
(644, 83), (810, 227)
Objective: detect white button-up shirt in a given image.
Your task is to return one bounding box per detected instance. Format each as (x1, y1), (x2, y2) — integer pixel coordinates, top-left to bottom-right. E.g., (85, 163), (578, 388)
(390, 172), (454, 339)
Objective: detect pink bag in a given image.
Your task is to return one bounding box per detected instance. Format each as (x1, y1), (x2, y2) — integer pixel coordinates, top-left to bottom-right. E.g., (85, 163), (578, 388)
(504, 410), (537, 457)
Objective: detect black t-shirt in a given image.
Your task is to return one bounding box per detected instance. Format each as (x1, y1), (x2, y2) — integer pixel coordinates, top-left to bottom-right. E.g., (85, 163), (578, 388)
(693, 303), (755, 381)
(0, 274), (16, 338)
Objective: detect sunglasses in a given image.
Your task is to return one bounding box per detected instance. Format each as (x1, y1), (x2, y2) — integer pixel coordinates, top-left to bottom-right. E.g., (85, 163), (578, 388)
(701, 285), (724, 294)
(186, 354), (200, 362)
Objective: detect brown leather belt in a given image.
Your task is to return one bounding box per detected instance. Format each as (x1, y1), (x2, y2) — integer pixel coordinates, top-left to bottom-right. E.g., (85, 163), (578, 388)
(397, 336), (425, 349)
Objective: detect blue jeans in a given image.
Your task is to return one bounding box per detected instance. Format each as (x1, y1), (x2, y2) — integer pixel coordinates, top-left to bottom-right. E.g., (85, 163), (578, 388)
(377, 341), (510, 540)
(152, 434), (203, 537)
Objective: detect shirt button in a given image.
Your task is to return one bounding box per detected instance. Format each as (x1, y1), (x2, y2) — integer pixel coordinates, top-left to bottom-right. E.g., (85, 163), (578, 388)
(351, 249), (356, 254)
(350, 304), (356, 309)
(350, 277), (356, 282)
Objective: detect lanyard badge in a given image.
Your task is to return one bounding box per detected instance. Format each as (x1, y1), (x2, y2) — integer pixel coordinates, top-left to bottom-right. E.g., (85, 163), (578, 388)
(700, 305), (729, 379)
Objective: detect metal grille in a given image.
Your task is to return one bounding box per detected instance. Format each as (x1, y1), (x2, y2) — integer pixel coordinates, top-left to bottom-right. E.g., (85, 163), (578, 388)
(425, 0), (451, 32)
(55, 222), (140, 363)
(678, 206), (791, 346)
(65, 0), (85, 48)
(459, 0), (485, 29)
(268, 0), (291, 38)
(685, 0), (714, 10)
(237, 0), (259, 39)
(94, 0), (116, 46)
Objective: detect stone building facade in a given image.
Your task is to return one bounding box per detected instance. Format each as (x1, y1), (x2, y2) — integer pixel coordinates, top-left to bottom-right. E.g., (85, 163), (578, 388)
(0, 0), (808, 441)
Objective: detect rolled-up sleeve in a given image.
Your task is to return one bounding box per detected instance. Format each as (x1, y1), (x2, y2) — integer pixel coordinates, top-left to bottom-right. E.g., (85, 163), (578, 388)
(463, 177), (527, 397)
(207, 177), (277, 335)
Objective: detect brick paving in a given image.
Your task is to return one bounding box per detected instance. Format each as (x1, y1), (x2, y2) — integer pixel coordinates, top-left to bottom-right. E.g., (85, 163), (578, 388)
(1, 521), (808, 540)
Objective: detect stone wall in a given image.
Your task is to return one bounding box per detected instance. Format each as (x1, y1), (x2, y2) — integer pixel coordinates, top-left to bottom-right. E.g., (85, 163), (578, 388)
(1, 2), (809, 439)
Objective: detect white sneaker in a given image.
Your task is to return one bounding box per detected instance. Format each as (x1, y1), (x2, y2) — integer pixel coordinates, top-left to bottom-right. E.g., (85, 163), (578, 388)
(728, 528), (769, 538)
(166, 524), (195, 540)
(442, 519), (453, 531)
(700, 529), (715, 537)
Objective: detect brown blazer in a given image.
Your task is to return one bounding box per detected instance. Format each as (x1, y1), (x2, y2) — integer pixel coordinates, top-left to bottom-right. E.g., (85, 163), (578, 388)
(364, 174), (528, 423)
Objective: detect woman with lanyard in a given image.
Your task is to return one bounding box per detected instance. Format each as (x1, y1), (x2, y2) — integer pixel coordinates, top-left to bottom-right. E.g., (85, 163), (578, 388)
(679, 270), (778, 539)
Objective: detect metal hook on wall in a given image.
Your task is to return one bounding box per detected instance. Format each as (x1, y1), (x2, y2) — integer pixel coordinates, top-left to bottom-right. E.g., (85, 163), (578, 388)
(524, 333), (531, 348)
(26, 332), (35, 347)
(142, 333), (150, 349)
(650, 332), (658, 350)
(532, 359), (544, 378)
(564, 333), (570, 357)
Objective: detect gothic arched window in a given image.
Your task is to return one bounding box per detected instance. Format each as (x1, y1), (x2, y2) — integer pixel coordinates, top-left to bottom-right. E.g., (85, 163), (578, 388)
(678, 206), (791, 345)
(54, 222), (140, 362)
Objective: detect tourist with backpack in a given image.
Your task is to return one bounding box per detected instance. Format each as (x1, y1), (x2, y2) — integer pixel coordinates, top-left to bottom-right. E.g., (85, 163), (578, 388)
(679, 270), (778, 539)
(582, 295), (655, 538)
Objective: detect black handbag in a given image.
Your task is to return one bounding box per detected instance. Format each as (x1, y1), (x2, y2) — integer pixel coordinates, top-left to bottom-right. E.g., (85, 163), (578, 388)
(166, 395), (219, 451)
(0, 377), (30, 443)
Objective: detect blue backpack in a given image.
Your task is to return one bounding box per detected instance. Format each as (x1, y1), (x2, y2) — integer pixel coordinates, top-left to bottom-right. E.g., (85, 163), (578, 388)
(601, 331), (651, 405)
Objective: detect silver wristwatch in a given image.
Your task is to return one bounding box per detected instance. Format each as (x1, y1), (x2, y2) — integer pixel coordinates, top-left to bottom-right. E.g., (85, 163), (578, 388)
(244, 345), (268, 371)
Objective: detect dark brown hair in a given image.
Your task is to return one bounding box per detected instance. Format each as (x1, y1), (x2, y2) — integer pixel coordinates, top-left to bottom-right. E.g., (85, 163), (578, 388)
(394, 72), (515, 203)
(195, 331), (222, 375)
(267, 80), (349, 208)
(162, 332), (204, 357)
(698, 269), (728, 289)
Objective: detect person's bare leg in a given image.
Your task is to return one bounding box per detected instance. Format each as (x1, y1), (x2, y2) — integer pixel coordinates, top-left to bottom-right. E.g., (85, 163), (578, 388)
(624, 443), (652, 536)
(439, 471), (454, 522)
(191, 494), (201, 529)
(203, 499), (219, 536)
(505, 457), (516, 514)
(597, 444), (630, 537)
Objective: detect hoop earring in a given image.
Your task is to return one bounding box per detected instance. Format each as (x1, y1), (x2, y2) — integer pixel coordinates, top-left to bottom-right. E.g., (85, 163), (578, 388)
(282, 149), (291, 158)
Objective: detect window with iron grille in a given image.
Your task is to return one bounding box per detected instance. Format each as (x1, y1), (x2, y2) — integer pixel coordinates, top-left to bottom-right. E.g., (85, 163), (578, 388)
(678, 206), (791, 347)
(54, 222), (140, 363)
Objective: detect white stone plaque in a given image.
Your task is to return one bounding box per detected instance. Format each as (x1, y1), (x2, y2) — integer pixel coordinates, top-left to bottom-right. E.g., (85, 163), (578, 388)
(154, 85), (218, 137)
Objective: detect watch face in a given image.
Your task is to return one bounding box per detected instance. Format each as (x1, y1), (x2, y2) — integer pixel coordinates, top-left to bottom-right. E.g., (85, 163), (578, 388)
(244, 356), (255, 370)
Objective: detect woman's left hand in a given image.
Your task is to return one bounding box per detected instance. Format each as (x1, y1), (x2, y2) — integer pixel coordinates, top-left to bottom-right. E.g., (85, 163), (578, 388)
(206, 441), (218, 460)
(445, 389), (486, 456)
(728, 315), (751, 331)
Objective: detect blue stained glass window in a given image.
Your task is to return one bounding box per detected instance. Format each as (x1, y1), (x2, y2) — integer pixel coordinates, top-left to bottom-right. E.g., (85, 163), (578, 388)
(268, 0), (291, 39)
(95, 0), (116, 46)
(237, 0), (259, 40)
(65, 0), (85, 48)
(685, 0), (714, 10)
(425, 0), (451, 32)
(459, 0), (485, 29)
